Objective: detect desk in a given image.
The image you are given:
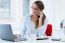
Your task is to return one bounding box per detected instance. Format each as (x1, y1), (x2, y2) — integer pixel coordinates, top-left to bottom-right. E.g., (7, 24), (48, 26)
(0, 39), (65, 43)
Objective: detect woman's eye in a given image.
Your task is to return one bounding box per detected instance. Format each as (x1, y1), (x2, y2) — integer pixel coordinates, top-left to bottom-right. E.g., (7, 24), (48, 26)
(35, 8), (38, 10)
(31, 7), (38, 10)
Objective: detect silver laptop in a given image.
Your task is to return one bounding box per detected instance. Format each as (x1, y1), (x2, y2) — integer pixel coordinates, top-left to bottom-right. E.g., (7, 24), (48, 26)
(0, 24), (27, 42)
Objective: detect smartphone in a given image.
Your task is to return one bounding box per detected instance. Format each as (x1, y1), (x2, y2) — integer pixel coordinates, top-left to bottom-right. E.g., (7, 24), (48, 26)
(38, 15), (40, 18)
(38, 11), (43, 18)
(36, 38), (48, 40)
(51, 39), (61, 41)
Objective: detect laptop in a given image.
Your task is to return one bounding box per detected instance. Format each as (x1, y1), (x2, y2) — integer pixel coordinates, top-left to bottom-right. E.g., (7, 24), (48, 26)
(0, 24), (27, 42)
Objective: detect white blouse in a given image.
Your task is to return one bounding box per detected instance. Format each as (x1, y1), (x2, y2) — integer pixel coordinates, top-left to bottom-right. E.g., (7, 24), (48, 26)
(20, 14), (48, 38)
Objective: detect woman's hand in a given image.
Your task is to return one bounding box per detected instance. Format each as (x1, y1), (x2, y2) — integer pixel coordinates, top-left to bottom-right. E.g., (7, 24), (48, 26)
(13, 34), (21, 38)
(38, 12), (43, 27)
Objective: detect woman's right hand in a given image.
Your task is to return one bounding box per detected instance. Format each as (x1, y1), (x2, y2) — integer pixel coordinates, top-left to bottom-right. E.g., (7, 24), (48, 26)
(13, 34), (21, 38)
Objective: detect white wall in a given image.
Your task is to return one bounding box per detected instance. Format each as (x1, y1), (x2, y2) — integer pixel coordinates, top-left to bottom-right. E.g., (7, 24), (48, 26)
(52, 0), (65, 38)
(53, 0), (65, 31)
(54, 0), (65, 27)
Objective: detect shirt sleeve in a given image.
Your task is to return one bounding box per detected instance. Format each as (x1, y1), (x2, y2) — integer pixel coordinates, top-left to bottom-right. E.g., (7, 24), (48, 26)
(20, 16), (27, 38)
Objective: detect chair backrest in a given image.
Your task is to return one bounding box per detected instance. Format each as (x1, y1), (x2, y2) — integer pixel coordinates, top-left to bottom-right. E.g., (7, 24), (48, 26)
(45, 24), (52, 36)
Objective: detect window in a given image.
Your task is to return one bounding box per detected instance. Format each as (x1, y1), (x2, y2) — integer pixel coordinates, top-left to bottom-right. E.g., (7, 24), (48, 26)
(0, 0), (10, 18)
(23, 0), (29, 16)
(23, 0), (36, 16)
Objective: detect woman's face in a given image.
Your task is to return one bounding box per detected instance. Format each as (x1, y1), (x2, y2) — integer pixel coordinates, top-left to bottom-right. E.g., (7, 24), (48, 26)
(31, 3), (40, 16)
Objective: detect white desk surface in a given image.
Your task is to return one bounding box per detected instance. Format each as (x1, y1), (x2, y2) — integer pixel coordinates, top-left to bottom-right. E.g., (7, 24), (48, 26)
(0, 39), (65, 43)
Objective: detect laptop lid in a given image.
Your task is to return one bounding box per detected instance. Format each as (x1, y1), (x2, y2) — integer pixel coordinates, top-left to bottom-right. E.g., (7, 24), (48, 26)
(0, 24), (14, 41)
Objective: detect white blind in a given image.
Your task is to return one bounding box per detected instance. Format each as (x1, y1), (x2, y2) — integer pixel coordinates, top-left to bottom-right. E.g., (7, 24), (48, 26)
(0, 0), (10, 18)
(23, 0), (29, 16)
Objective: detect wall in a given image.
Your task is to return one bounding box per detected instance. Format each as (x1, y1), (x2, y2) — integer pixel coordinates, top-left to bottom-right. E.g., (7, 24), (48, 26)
(54, 0), (65, 28)
(52, 0), (65, 38)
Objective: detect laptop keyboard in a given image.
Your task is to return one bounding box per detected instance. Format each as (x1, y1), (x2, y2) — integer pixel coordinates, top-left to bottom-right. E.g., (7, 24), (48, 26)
(13, 35), (27, 42)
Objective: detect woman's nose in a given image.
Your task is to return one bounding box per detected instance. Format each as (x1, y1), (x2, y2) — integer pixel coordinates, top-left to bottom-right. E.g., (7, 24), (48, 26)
(32, 9), (35, 12)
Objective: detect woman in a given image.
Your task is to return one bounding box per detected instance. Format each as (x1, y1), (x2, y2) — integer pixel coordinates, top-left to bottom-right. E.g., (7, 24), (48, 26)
(14, 1), (48, 38)
(20, 1), (48, 39)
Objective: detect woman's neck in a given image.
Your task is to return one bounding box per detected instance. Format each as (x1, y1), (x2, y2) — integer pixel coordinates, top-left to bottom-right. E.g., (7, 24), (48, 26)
(31, 15), (38, 22)
(32, 15), (37, 19)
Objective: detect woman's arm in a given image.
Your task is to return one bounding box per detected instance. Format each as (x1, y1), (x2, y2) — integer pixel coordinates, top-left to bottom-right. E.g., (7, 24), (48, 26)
(13, 17), (27, 39)
(20, 16), (27, 38)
